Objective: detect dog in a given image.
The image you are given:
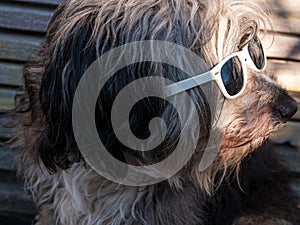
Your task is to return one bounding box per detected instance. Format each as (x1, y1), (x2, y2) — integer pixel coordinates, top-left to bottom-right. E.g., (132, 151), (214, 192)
(12, 0), (300, 224)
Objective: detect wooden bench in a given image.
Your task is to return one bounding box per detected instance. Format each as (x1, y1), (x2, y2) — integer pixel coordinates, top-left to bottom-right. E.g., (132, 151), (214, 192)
(0, 0), (299, 223)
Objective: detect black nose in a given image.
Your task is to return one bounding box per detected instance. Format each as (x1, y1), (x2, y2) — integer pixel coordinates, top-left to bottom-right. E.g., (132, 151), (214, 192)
(273, 93), (298, 122)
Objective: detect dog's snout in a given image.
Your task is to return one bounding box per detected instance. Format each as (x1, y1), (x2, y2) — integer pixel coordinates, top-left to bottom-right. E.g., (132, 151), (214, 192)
(273, 93), (298, 122)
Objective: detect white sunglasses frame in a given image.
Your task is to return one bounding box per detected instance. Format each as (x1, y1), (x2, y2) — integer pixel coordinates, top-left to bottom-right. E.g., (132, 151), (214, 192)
(165, 42), (267, 99)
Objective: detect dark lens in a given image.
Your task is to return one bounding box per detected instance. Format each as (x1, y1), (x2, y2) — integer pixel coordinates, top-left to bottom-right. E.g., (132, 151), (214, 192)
(248, 36), (265, 70)
(221, 56), (244, 96)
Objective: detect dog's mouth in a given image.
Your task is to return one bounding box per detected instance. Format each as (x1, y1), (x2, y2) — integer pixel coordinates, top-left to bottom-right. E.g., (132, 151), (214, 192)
(220, 108), (290, 152)
(248, 95), (298, 148)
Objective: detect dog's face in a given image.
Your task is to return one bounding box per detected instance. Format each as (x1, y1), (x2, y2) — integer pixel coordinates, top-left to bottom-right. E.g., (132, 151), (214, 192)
(219, 68), (298, 175)
(32, 0), (297, 189)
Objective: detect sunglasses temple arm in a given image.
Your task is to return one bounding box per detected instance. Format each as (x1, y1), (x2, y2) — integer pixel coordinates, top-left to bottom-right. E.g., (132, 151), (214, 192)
(165, 71), (214, 97)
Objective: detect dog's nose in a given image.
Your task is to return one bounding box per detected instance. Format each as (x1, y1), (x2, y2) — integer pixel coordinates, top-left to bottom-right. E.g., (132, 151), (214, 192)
(273, 93), (298, 122)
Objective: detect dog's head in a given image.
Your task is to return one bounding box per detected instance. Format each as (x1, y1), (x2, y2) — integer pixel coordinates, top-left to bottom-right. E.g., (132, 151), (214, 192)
(30, 0), (297, 190)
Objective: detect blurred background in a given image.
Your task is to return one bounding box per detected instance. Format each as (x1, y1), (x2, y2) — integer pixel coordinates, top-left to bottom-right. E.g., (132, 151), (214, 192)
(0, 0), (299, 224)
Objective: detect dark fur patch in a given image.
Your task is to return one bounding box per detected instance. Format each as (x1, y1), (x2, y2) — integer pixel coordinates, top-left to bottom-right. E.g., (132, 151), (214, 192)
(213, 143), (300, 225)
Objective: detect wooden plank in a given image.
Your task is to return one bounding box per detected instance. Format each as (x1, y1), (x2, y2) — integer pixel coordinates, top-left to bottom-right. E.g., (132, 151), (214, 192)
(0, 147), (16, 171)
(271, 16), (300, 35)
(0, 62), (23, 87)
(8, 0), (61, 5)
(0, 88), (20, 111)
(0, 33), (43, 62)
(0, 116), (13, 140)
(266, 0), (300, 34)
(269, 60), (300, 93)
(262, 34), (300, 61)
(0, 4), (53, 33)
(273, 144), (300, 174)
(0, 182), (35, 215)
(253, 0), (300, 18)
(270, 122), (300, 147)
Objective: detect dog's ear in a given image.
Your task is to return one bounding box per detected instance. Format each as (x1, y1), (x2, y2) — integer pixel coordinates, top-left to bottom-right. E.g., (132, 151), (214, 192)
(38, 8), (98, 172)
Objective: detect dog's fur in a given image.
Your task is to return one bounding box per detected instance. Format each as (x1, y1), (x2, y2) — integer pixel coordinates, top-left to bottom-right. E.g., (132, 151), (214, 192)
(11, 0), (300, 224)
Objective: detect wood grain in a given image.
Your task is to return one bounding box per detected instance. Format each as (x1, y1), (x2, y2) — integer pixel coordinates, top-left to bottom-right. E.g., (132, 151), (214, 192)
(0, 147), (16, 171)
(264, 0), (300, 19)
(269, 60), (300, 93)
(0, 33), (43, 62)
(0, 181), (36, 215)
(254, 0), (300, 35)
(0, 3), (53, 33)
(263, 34), (300, 61)
(0, 62), (23, 87)
(0, 88), (20, 111)
(271, 16), (300, 35)
(0, 116), (13, 140)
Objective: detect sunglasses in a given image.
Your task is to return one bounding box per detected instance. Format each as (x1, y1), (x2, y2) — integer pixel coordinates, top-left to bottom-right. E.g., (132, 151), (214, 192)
(165, 36), (266, 99)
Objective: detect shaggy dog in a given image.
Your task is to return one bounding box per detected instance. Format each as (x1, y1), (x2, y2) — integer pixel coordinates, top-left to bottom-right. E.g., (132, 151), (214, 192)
(12, 0), (300, 224)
